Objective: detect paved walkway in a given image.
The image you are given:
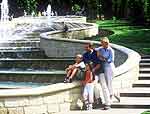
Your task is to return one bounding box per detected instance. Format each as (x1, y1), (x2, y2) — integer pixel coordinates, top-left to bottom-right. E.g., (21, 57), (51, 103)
(56, 109), (147, 114)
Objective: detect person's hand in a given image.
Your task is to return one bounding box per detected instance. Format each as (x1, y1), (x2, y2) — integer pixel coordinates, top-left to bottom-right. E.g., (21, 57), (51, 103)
(92, 68), (95, 73)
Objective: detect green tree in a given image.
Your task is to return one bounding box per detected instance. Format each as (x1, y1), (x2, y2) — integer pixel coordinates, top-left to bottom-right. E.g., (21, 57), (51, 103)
(17, 0), (38, 15)
(72, 4), (81, 13)
(87, 0), (97, 18)
(128, 0), (145, 23)
(144, 0), (150, 22)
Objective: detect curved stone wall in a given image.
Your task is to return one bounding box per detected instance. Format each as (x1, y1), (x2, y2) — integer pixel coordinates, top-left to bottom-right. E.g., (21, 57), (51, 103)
(40, 31), (127, 67)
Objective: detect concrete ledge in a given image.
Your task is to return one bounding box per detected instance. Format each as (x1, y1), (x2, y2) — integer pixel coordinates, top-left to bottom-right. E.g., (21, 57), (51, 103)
(13, 16), (87, 24)
(0, 82), (80, 97)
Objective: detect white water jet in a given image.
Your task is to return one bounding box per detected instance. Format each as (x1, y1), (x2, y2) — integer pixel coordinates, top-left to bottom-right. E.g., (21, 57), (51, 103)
(46, 4), (51, 17)
(0, 0), (9, 22)
(0, 0), (12, 41)
(0, 0), (21, 42)
(46, 4), (53, 26)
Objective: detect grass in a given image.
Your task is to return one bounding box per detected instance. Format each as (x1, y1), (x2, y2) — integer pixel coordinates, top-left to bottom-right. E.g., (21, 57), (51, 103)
(92, 20), (150, 55)
(141, 110), (150, 114)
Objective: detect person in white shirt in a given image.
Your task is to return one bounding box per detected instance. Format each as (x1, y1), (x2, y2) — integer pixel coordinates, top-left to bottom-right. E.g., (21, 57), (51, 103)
(64, 54), (85, 83)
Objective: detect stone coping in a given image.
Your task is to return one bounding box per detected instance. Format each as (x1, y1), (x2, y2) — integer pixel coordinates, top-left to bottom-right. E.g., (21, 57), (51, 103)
(0, 82), (80, 97)
(0, 70), (65, 75)
(0, 58), (74, 61)
(44, 22), (98, 36)
(13, 16), (87, 24)
(110, 43), (141, 77)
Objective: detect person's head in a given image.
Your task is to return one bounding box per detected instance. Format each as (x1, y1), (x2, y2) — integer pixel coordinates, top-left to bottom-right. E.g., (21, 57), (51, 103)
(84, 43), (93, 52)
(75, 54), (83, 63)
(100, 37), (110, 48)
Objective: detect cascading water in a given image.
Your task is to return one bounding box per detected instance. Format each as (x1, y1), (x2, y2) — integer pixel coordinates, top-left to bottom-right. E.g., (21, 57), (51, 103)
(0, 0), (13, 41)
(0, 0), (27, 42)
(46, 4), (52, 26)
(46, 4), (52, 17)
(0, 0), (9, 22)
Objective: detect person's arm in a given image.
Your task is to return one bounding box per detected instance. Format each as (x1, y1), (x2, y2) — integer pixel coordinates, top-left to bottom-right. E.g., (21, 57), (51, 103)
(106, 48), (114, 63)
(96, 47), (106, 61)
(66, 63), (76, 70)
(74, 62), (85, 68)
(92, 64), (100, 73)
(97, 51), (106, 61)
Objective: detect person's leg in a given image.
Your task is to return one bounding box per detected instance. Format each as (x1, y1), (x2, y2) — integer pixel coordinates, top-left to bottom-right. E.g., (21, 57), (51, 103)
(69, 68), (78, 79)
(65, 65), (73, 77)
(99, 73), (111, 107)
(64, 67), (74, 82)
(88, 83), (94, 110)
(83, 85), (89, 110)
(64, 68), (78, 83)
(93, 75), (102, 105)
(104, 65), (113, 98)
(66, 69), (72, 77)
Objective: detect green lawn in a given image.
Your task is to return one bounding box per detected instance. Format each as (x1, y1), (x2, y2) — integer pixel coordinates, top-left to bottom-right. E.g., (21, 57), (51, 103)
(141, 110), (150, 114)
(93, 20), (150, 55)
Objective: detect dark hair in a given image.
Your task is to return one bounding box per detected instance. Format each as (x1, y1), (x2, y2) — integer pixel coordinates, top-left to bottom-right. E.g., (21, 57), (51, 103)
(86, 63), (92, 71)
(86, 42), (93, 48)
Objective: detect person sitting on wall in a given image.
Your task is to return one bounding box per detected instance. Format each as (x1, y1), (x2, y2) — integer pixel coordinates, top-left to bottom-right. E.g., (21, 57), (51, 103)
(64, 54), (85, 83)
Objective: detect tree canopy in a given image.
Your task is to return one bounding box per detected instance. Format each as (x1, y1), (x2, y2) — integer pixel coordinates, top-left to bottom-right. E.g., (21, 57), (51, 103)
(7, 0), (150, 24)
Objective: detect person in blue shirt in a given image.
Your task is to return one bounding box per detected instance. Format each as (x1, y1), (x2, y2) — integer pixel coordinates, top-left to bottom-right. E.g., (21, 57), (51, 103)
(83, 43), (111, 110)
(96, 37), (115, 101)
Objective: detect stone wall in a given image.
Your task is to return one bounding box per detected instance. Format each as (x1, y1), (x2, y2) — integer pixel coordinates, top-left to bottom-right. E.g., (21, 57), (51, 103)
(0, 82), (81, 114)
(13, 16), (87, 25)
(40, 35), (127, 67)
(40, 23), (98, 58)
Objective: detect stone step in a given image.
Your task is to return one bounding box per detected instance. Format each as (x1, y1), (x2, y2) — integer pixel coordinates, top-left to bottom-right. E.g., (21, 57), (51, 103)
(132, 80), (150, 87)
(139, 74), (150, 80)
(0, 70), (65, 74)
(0, 70), (66, 83)
(120, 88), (150, 97)
(0, 47), (40, 52)
(0, 50), (49, 59)
(0, 58), (73, 70)
(0, 58), (74, 61)
(0, 81), (50, 89)
(140, 63), (150, 68)
(140, 59), (150, 63)
(56, 109), (148, 114)
(141, 55), (150, 59)
(140, 68), (150, 73)
(112, 97), (150, 109)
(0, 40), (40, 48)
